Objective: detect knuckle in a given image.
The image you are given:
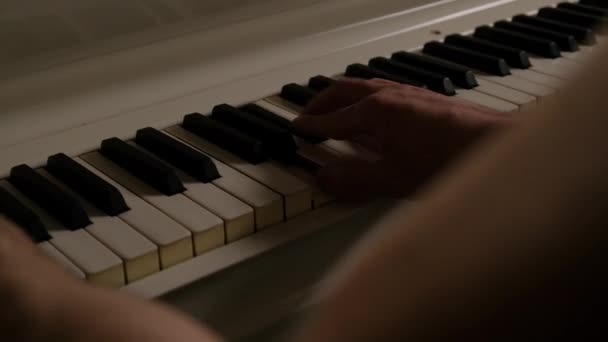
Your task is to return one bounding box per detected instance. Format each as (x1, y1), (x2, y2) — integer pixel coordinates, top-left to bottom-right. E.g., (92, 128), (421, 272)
(336, 77), (370, 88)
(366, 90), (391, 107)
(367, 78), (398, 91)
(333, 78), (378, 95)
(396, 83), (420, 93)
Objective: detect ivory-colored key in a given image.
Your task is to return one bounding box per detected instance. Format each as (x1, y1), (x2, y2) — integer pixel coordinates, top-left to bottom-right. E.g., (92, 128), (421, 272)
(282, 165), (334, 208)
(252, 100), (346, 169)
(536, 56), (582, 71)
(562, 50), (591, 63)
(0, 181), (124, 287)
(530, 57), (577, 80)
(455, 89), (518, 112)
(39, 241), (86, 279)
(228, 103), (338, 207)
(478, 74), (554, 99)
(510, 69), (564, 89)
(165, 126), (311, 220)
(294, 138), (341, 168)
(81, 152), (225, 256)
(161, 131), (283, 229)
(280, 136), (338, 208)
(178, 172), (255, 243)
(265, 94), (305, 114)
(210, 160), (283, 229)
(474, 78), (536, 110)
(38, 169), (160, 283)
(74, 158), (194, 269)
(258, 99), (379, 160)
(126, 141), (255, 243)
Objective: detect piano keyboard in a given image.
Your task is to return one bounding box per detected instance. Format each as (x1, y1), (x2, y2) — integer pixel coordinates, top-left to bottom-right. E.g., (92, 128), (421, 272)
(0, 0), (605, 338)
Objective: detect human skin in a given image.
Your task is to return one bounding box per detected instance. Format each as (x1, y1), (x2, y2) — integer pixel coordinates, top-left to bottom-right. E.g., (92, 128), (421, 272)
(293, 78), (511, 198)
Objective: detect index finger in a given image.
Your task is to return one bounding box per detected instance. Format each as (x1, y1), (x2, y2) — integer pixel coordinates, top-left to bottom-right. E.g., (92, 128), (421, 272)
(303, 78), (397, 116)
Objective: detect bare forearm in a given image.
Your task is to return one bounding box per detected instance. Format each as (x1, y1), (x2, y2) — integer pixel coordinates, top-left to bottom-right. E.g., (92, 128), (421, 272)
(37, 286), (221, 342)
(292, 45), (608, 341)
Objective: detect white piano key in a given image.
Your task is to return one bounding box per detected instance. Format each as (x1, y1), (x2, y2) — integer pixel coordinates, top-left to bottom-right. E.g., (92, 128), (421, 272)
(558, 50), (586, 63)
(0, 181), (124, 287)
(245, 102), (344, 207)
(158, 130), (284, 230)
(165, 125), (311, 220)
(179, 172), (256, 243)
(282, 165), (334, 208)
(38, 169), (160, 283)
(474, 78), (536, 110)
(258, 98), (380, 161)
(253, 101), (346, 163)
(50, 229), (125, 287)
(533, 56), (580, 71)
(322, 138), (379, 160)
(562, 50), (592, 63)
(74, 158), (194, 269)
(39, 241), (86, 279)
(81, 152), (225, 256)
(530, 57), (577, 80)
(246, 101), (343, 168)
(126, 141), (256, 243)
(510, 69), (564, 89)
(294, 139), (336, 168)
(455, 89), (518, 112)
(265, 94), (305, 114)
(477, 73), (554, 99)
(579, 46), (597, 56)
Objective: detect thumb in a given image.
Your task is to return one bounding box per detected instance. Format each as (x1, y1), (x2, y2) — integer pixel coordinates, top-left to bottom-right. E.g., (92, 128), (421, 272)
(293, 106), (370, 140)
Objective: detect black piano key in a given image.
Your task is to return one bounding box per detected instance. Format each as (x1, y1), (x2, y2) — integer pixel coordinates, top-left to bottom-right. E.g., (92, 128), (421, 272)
(537, 7), (608, 31)
(559, 3), (608, 17)
(211, 104), (298, 163)
(9, 165), (91, 230)
(344, 63), (426, 87)
(308, 75), (335, 92)
(444, 34), (531, 69)
(423, 41), (511, 76)
(474, 25), (561, 58)
(100, 137), (186, 196)
(579, 0), (608, 9)
(0, 186), (51, 242)
(239, 103), (327, 144)
(512, 14), (596, 45)
(46, 153), (130, 216)
(390, 51), (479, 89)
(135, 127), (220, 182)
(240, 103), (291, 130)
(182, 113), (269, 164)
(280, 83), (317, 107)
(368, 56), (456, 95)
(494, 20), (579, 52)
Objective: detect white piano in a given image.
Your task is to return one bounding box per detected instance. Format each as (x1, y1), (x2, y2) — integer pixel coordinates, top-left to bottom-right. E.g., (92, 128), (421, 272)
(0, 0), (604, 339)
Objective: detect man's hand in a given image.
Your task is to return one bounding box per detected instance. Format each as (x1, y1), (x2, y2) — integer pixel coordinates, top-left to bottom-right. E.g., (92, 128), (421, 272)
(293, 78), (512, 198)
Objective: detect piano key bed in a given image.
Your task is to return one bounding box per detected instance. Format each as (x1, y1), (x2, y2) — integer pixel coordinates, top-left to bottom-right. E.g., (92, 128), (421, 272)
(0, 0), (605, 339)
